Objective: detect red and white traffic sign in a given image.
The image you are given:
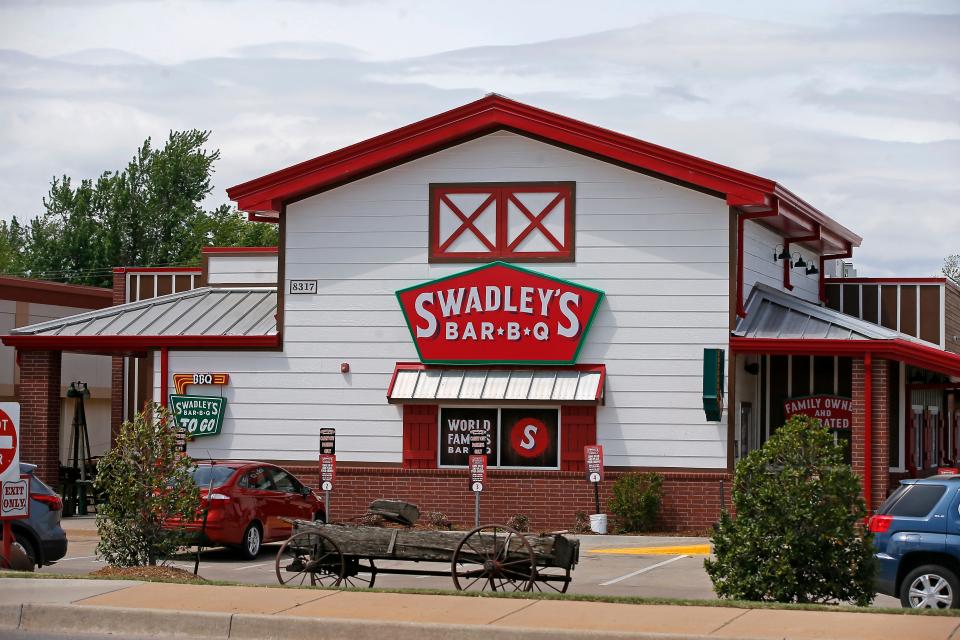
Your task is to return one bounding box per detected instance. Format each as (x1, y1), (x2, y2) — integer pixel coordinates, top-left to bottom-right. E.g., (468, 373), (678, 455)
(0, 404), (20, 485)
(319, 454), (336, 492)
(469, 454), (486, 492)
(584, 444), (604, 483)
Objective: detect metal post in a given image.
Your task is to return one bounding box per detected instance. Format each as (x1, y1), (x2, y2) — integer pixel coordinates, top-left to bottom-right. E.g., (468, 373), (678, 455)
(474, 490), (480, 527)
(325, 490), (331, 523)
(593, 481), (600, 515)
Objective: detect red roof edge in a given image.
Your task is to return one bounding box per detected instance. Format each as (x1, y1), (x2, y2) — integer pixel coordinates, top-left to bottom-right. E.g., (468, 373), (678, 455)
(2, 334), (280, 352)
(225, 94), (860, 248)
(0, 276), (112, 310)
(730, 337), (960, 378)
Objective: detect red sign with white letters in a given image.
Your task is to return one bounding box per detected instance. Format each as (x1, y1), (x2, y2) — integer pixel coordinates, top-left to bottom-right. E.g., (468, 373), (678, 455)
(396, 262), (604, 364)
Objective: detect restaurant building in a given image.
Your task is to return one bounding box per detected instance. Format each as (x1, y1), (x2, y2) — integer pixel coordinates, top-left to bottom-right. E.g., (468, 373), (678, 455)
(5, 95), (960, 531)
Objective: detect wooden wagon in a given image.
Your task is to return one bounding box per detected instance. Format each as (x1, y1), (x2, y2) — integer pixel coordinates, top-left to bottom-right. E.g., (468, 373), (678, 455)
(274, 519), (580, 593)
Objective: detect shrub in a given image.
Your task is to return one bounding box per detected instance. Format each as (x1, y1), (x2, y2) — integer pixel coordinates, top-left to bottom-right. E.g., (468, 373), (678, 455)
(428, 512), (453, 530)
(704, 415), (875, 606)
(608, 472), (663, 532)
(506, 514), (530, 532)
(95, 404), (199, 566)
(572, 511), (591, 534)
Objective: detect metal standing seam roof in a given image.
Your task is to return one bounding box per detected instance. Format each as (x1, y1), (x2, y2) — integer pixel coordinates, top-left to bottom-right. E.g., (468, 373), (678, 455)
(734, 283), (930, 344)
(9, 287), (277, 338)
(387, 365), (605, 404)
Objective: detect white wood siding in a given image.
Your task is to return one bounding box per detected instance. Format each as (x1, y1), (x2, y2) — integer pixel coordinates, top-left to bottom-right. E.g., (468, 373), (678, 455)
(156, 132), (731, 468)
(742, 220), (820, 304)
(206, 254), (278, 285)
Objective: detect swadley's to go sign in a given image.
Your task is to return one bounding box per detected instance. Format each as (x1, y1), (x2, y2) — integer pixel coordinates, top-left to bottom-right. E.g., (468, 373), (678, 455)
(397, 262), (604, 364)
(169, 395), (226, 438)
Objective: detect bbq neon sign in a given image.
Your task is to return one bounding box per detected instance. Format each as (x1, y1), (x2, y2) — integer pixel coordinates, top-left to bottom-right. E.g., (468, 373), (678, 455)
(396, 262), (603, 364)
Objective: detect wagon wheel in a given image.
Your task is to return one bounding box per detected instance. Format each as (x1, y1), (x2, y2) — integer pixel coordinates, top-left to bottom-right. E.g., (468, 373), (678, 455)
(340, 557), (378, 589)
(451, 525), (536, 592)
(531, 565), (572, 593)
(275, 530), (345, 587)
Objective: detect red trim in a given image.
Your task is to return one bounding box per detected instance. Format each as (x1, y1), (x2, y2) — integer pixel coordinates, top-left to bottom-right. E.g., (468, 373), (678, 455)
(1, 334), (280, 351)
(864, 352), (872, 513)
(201, 247), (278, 254)
(782, 224), (820, 292)
(226, 95), (861, 249)
(729, 337), (960, 378)
(0, 276), (112, 310)
(115, 267), (203, 274)
(736, 206), (779, 317)
(818, 242), (853, 303)
(387, 362), (605, 402)
(160, 347), (169, 408)
(827, 277), (947, 284)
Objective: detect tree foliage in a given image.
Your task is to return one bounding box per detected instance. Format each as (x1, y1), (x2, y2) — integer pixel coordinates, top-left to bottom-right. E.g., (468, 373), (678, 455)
(944, 254), (959, 284)
(95, 404), (199, 567)
(704, 415), (875, 606)
(1, 130), (276, 287)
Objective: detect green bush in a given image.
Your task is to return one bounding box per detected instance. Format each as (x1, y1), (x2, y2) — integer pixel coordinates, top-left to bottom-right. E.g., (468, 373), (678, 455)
(608, 472), (663, 532)
(95, 404), (200, 566)
(704, 415), (875, 606)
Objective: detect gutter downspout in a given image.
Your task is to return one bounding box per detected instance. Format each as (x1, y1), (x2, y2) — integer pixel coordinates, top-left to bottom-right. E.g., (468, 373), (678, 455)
(864, 352), (873, 514)
(160, 347), (169, 408)
(818, 242), (853, 304)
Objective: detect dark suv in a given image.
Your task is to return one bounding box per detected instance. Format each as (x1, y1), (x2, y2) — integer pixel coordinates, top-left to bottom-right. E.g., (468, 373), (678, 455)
(870, 476), (960, 609)
(0, 464), (68, 570)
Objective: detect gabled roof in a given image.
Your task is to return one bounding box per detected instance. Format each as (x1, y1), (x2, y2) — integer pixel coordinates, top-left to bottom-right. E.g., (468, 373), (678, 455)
(226, 94), (860, 253)
(3, 287), (278, 352)
(732, 284), (960, 377)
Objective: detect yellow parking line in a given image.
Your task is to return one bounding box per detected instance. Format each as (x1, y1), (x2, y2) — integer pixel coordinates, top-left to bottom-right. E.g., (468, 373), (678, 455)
(589, 544), (711, 556)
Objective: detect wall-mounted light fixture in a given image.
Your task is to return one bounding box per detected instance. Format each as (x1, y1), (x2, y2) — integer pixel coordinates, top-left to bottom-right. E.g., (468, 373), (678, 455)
(805, 264), (819, 275)
(773, 244), (790, 262)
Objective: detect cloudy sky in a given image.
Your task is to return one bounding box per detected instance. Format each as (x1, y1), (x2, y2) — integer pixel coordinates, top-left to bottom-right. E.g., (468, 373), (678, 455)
(1, 0), (957, 276)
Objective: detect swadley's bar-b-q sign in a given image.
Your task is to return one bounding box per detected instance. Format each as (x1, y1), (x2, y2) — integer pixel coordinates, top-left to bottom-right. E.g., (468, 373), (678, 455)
(169, 395), (226, 437)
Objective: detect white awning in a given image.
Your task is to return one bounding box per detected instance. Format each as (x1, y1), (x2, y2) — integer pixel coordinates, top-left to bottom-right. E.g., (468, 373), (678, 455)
(387, 364), (604, 405)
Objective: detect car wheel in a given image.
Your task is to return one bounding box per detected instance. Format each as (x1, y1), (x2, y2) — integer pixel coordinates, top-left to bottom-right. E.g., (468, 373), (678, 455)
(900, 564), (960, 609)
(313, 511), (326, 524)
(238, 523), (262, 560)
(8, 535), (35, 572)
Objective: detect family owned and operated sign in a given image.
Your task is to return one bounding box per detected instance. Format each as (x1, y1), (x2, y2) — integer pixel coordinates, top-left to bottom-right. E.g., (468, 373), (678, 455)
(783, 395), (853, 430)
(397, 262), (604, 364)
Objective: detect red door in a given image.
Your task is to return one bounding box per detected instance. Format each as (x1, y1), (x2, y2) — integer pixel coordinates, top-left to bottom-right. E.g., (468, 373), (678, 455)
(264, 467), (313, 540)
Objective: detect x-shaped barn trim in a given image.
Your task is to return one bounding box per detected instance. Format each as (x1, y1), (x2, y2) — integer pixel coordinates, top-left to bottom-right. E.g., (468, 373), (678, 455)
(506, 192), (566, 252)
(438, 193), (497, 253)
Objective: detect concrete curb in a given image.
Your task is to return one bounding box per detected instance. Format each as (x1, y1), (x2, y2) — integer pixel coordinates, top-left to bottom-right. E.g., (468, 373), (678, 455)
(0, 603), (737, 640)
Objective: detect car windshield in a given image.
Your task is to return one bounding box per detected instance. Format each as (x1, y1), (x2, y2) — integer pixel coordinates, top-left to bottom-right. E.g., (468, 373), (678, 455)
(190, 465), (237, 488)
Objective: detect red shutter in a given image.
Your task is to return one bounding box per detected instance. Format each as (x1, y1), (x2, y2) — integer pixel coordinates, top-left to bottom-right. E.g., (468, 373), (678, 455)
(560, 405), (597, 471)
(402, 404), (438, 469)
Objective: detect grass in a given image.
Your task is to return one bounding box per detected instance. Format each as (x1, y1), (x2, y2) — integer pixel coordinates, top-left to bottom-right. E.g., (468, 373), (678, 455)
(2, 569), (957, 617)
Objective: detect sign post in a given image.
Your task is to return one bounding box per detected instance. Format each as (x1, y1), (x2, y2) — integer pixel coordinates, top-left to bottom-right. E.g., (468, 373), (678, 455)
(0, 403), (24, 568)
(469, 429), (487, 527)
(584, 445), (604, 515)
(319, 428), (336, 522)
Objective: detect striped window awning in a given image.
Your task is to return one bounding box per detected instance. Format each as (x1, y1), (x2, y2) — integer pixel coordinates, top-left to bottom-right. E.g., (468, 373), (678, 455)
(387, 364), (605, 405)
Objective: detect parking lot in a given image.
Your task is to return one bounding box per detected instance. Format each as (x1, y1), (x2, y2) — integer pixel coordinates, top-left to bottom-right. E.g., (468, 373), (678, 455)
(41, 522), (901, 606)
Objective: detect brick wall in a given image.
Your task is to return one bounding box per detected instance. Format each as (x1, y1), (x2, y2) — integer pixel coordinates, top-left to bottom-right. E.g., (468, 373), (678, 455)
(284, 465), (732, 533)
(852, 357), (890, 511)
(18, 350), (62, 486)
(110, 269), (126, 442)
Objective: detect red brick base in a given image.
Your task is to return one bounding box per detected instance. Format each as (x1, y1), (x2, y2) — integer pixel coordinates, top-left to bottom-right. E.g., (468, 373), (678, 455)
(285, 466), (732, 533)
(18, 350), (62, 486)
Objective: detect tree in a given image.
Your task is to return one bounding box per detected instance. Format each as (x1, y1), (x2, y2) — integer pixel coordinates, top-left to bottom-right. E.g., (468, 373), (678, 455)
(944, 255), (959, 284)
(12, 130), (276, 287)
(704, 415), (875, 606)
(0, 218), (27, 275)
(95, 404), (199, 567)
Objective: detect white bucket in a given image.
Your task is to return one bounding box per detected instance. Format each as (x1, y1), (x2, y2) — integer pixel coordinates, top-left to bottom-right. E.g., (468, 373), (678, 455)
(589, 513), (607, 534)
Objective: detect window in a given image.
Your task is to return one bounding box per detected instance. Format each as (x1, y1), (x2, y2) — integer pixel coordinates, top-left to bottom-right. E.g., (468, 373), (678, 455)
(239, 467), (274, 491)
(268, 468), (300, 494)
(438, 407), (560, 469)
(881, 484), (947, 518)
(429, 183), (574, 262)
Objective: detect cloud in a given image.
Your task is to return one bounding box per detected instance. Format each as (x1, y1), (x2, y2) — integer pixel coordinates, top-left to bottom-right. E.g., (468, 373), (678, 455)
(0, 8), (956, 278)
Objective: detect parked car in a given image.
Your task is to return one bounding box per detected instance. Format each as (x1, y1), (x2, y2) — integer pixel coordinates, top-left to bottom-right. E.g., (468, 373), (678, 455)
(168, 461), (325, 560)
(0, 463), (68, 571)
(869, 476), (960, 609)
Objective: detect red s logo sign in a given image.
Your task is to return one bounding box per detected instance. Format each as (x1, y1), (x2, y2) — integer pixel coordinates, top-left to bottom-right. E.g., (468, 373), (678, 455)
(510, 418), (549, 458)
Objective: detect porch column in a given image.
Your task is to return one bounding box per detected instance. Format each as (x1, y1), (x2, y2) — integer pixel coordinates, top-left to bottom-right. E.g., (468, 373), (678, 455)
(852, 357), (890, 512)
(18, 350), (63, 486)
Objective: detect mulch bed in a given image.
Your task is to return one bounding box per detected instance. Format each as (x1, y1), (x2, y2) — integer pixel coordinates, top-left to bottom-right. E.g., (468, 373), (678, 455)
(90, 565), (207, 582)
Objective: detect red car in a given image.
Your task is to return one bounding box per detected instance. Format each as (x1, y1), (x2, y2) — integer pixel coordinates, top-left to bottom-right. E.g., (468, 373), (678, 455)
(175, 461), (325, 559)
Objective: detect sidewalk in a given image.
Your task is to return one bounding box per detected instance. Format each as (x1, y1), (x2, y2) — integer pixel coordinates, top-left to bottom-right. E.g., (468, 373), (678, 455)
(1, 577), (957, 640)
(60, 515), (99, 540)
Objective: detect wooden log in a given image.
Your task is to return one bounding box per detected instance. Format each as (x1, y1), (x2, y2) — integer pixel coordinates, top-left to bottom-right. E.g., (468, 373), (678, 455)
(367, 499), (420, 526)
(289, 521), (578, 568)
